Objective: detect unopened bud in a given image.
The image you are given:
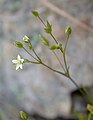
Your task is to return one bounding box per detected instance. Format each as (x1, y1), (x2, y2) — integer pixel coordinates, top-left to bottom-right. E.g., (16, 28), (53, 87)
(14, 41), (23, 48)
(39, 35), (49, 46)
(56, 43), (62, 49)
(50, 44), (57, 50)
(20, 111), (28, 120)
(44, 21), (52, 34)
(65, 26), (72, 35)
(23, 35), (30, 43)
(32, 10), (39, 17)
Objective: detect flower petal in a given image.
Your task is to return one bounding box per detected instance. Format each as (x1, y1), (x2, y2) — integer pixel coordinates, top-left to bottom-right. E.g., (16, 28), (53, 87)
(19, 64), (23, 69)
(17, 55), (21, 60)
(16, 64), (20, 70)
(12, 60), (18, 64)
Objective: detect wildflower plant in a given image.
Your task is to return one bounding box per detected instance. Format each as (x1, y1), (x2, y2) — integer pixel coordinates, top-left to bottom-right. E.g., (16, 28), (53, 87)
(12, 10), (93, 120)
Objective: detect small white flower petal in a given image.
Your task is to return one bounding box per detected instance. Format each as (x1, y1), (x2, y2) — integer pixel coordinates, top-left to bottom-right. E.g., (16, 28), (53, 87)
(12, 60), (18, 64)
(16, 64), (20, 70)
(17, 55), (21, 60)
(19, 64), (23, 69)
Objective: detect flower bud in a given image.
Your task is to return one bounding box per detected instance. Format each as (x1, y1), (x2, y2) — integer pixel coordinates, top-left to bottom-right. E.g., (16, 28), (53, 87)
(39, 35), (49, 46)
(50, 44), (57, 50)
(56, 43), (62, 49)
(23, 35), (30, 43)
(28, 44), (32, 50)
(32, 10), (39, 17)
(14, 41), (23, 48)
(65, 26), (72, 35)
(20, 111), (28, 120)
(44, 21), (52, 34)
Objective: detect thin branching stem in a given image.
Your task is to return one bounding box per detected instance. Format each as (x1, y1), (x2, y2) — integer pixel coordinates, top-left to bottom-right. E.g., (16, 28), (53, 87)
(38, 16), (46, 26)
(63, 52), (68, 72)
(33, 14), (93, 104)
(64, 35), (69, 53)
(25, 60), (38, 64)
(82, 86), (93, 104)
(42, 61), (86, 96)
(68, 76), (87, 95)
(50, 32), (58, 44)
(29, 42), (41, 61)
(32, 48), (41, 61)
(53, 51), (66, 72)
(68, 76), (93, 104)
(23, 47), (39, 61)
(38, 16), (58, 44)
(41, 62), (66, 76)
(62, 35), (69, 72)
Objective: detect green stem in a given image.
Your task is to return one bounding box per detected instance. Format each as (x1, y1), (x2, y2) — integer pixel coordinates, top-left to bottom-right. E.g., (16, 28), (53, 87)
(50, 32), (58, 44)
(68, 76), (80, 90)
(88, 113), (92, 120)
(29, 42), (41, 61)
(42, 62), (87, 99)
(32, 48), (41, 61)
(61, 51), (68, 72)
(36, 15), (92, 104)
(25, 60), (38, 64)
(61, 35), (69, 73)
(64, 35), (69, 53)
(23, 47), (39, 61)
(53, 51), (65, 72)
(68, 76), (87, 96)
(63, 35), (69, 72)
(82, 86), (93, 104)
(41, 62), (66, 76)
(38, 16), (46, 26)
(38, 15), (68, 73)
(68, 76), (93, 104)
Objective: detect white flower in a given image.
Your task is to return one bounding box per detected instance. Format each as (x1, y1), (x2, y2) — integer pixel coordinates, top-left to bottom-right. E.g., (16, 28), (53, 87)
(12, 55), (24, 70)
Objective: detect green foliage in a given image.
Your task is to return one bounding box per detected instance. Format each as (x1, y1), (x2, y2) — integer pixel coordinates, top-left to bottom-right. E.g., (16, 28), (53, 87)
(20, 111), (28, 120)
(75, 111), (88, 120)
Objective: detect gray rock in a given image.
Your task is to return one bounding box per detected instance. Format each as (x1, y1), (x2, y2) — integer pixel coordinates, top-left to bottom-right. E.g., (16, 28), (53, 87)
(0, 0), (93, 119)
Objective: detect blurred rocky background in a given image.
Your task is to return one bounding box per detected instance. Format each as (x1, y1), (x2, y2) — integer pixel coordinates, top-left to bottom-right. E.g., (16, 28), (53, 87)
(0, 0), (93, 120)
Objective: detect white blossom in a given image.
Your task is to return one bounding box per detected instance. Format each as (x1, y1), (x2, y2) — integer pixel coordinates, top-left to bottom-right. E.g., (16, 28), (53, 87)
(12, 55), (24, 70)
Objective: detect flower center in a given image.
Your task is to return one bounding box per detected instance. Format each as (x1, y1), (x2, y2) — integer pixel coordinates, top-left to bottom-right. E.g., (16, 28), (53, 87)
(18, 60), (22, 64)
